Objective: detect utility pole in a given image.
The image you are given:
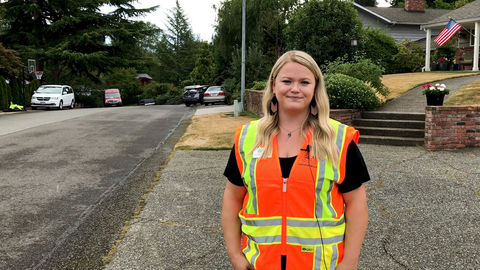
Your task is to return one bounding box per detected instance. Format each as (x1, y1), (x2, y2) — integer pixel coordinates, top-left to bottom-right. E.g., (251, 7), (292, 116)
(240, 0), (246, 112)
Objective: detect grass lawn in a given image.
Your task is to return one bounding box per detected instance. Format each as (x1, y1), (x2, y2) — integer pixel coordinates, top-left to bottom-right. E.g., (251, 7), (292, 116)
(382, 71), (479, 101)
(176, 72), (480, 150)
(445, 79), (480, 105)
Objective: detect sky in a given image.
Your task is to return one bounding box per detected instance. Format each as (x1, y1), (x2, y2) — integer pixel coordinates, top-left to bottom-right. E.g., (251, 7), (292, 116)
(114, 0), (391, 42)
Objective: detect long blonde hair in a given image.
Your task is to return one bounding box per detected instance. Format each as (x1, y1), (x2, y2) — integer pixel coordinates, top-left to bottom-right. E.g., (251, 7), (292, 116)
(253, 50), (339, 165)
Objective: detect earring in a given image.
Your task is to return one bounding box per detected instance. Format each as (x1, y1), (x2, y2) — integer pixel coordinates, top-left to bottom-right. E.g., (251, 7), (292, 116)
(310, 100), (318, 117)
(269, 96), (278, 116)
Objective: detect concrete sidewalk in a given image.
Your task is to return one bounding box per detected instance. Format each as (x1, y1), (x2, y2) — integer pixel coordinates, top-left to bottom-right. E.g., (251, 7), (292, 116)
(105, 145), (480, 269)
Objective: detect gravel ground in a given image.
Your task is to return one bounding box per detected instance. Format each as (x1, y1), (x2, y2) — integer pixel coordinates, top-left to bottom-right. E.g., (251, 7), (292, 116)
(106, 145), (480, 269)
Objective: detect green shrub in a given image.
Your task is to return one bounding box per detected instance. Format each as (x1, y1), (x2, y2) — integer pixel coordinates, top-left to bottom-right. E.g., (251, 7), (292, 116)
(324, 73), (380, 110)
(250, 81), (267, 90)
(155, 95), (169, 105)
(222, 78), (240, 105)
(166, 86), (182, 104)
(325, 58), (389, 97)
(76, 90), (104, 108)
(392, 40), (424, 73)
(362, 27), (398, 74)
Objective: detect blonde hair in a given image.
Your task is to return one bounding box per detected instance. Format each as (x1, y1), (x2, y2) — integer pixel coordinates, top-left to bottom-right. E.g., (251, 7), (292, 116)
(253, 50), (339, 165)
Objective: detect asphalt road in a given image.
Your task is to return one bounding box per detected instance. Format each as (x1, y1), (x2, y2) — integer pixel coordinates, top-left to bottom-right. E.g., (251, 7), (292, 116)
(0, 105), (194, 269)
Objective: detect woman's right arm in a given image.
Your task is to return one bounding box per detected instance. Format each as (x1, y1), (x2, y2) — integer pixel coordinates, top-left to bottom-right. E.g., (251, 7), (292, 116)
(222, 181), (253, 270)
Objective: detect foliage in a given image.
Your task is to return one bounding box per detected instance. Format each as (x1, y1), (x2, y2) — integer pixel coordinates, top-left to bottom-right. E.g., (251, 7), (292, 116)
(76, 90), (104, 108)
(251, 81), (267, 90)
(0, 43), (23, 78)
(142, 82), (181, 104)
(361, 27), (398, 74)
(0, 0), (159, 84)
(26, 80), (41, 107)
(222, 78), (241, 105)
(392, 40), (424, 73)
(104, 68), (140, 105)
(324, 73), (380, 110)
(422, 83), (450, 95)
(325, 57), (389, 97)
(155, 0), (197, 85)
(433, 39), (456, 65)
(230, 43), (272, 85)
(190, 42), (216, 85)
(213, 0), (300, 84)
(284, 0), (364, 66)
(0, 76), (9, 109)
(354, 0), (377, 6)
(9, 79), (22, 105)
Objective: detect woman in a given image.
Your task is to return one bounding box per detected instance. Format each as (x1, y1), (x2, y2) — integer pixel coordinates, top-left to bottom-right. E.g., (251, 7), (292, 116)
(222, 50), (369, 270)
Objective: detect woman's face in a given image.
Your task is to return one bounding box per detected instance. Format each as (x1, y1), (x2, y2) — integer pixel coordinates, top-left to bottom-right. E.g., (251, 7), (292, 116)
(272, 61), (316, 115)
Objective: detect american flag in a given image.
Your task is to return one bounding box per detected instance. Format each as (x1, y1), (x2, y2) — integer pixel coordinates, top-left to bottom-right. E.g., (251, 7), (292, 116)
(434, 19), (462, 47)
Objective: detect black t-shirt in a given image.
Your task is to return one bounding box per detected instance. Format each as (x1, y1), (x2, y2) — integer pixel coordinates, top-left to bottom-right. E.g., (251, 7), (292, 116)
(223, 141), (370, 193)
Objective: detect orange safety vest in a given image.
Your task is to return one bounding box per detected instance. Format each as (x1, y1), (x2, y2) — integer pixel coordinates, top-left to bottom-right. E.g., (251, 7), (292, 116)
(234, 119), (359, 270)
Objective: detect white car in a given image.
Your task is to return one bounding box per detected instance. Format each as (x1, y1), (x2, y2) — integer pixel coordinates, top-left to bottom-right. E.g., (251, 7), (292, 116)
(31, 85), (75, 110)
(203, 86), (226, 105)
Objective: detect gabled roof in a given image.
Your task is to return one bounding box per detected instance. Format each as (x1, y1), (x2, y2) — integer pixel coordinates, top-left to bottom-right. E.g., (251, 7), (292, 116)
(422, 0), (480, 28)
(136, 73), (152, 80)
(354, 2), (450, 25)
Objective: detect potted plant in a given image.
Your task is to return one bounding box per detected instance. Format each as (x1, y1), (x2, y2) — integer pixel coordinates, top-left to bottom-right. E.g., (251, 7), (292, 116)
(422, 83), (450, 106)
(438, 56), (448, 71)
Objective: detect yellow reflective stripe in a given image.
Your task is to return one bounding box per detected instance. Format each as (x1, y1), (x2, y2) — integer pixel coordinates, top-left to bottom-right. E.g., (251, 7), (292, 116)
(242, 223), (282, 239)
(315, 159), (326, 219)
(249, 235), (282, 244)
(243, 238), (260, 267)
(314, 246), (322, 270)
(286, 217), (344, 228)
(286, 223), (345, 240)
(314, 244), (339, 270)
(286, 235), (344, 245)
(238, 121), (259, 214)
(330, 244), (338, 270)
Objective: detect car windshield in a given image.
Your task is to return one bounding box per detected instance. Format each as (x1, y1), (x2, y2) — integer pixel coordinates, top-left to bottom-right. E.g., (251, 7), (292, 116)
(207, 86), (222, 92)
(37, 87), (62, 94)
(106, 93), (120, 98)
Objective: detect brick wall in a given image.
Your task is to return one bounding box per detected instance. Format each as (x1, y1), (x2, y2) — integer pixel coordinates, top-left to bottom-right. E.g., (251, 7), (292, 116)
(246, 89), (361, 125)
(405, 0), (425, 12)
(425, 106), (480, 150)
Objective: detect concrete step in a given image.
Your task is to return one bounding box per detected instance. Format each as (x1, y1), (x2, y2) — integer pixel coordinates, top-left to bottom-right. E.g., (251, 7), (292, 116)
(356, 126), (424, 138)
(359, 135), (424, 146)
(362, 111), (425, 121)
(353, 119), (425, 129)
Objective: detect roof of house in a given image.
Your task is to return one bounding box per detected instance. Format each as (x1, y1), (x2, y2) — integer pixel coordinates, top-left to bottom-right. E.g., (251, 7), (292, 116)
(354, 3), (450, 25)
(136, 73), (152, 80)
(422, 0), (480, 28)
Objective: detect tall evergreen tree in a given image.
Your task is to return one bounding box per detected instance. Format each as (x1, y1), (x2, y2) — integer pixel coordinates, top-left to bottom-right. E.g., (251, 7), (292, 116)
(156, 0), (197, 85)
(0, 0), (159, 84)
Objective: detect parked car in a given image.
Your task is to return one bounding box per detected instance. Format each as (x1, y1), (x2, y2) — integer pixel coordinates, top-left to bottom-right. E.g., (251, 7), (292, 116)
(203, 86), (226, 105)
(31, 85), (75, 110)
(104, 89), (122, 106)
(182, 85), (209, 107)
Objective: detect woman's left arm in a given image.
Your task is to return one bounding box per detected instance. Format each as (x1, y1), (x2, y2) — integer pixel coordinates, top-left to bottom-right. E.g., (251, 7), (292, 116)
(336, 184), (368, 270)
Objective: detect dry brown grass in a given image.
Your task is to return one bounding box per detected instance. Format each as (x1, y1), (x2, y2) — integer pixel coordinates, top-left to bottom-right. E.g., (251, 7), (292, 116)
(382, 72), (479, 101)
(444, 79), (480, 105)
(175, 113), (256, 150)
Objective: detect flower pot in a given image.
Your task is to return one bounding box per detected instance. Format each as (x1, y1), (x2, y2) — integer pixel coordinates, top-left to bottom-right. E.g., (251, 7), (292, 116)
(426, 93), (445, 106)
(439, 62), (448, 71)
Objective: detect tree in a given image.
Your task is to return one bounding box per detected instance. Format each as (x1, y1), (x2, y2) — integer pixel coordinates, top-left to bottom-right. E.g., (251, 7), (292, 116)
(0, 43), (23, 78)
(0, 0), (158, 84)
(190, 42), (216, 85)
(284, 0), (364, 66)
(213, 0), (300, 84)
(155, 0), (197, 85)
(0, 75), (9, 110)
(361, 27), (398, 74)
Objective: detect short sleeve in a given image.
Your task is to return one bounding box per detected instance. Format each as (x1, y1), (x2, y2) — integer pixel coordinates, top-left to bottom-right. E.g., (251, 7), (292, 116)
(223, 145), (244, 186)
(338, 141), (370, 193)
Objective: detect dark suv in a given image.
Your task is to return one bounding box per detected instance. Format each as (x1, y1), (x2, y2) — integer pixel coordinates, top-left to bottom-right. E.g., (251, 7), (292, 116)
(182, 85), (209, 107)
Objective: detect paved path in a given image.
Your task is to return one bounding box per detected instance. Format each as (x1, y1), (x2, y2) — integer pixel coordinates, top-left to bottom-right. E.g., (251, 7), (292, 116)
(378, 74), (480, 112)
(106, 146), (480, 269)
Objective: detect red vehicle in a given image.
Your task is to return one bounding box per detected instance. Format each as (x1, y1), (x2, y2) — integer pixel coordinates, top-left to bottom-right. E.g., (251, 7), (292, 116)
(104, 89), (122, 106)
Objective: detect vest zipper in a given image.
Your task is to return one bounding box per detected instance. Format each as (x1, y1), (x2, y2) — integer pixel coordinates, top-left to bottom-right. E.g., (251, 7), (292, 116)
(282, 177), (288, 256)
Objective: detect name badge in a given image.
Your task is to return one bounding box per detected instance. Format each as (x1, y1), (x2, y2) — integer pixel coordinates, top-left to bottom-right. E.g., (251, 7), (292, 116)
(252, 147), (263, 158)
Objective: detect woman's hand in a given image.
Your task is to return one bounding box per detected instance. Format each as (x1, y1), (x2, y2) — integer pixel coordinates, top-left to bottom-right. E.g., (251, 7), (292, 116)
(230, 252), (254, 270)
(335, 260), (357, 270)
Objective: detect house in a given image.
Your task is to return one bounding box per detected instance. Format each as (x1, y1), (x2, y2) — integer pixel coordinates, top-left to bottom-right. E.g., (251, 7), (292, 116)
(354, 0), (450, 43)
(136, 73), (152, 86)
(421, 0), (480, 71)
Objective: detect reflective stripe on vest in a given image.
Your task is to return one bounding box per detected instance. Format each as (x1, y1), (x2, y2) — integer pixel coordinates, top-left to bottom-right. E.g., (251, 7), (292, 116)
(234, 119), (358, 269)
